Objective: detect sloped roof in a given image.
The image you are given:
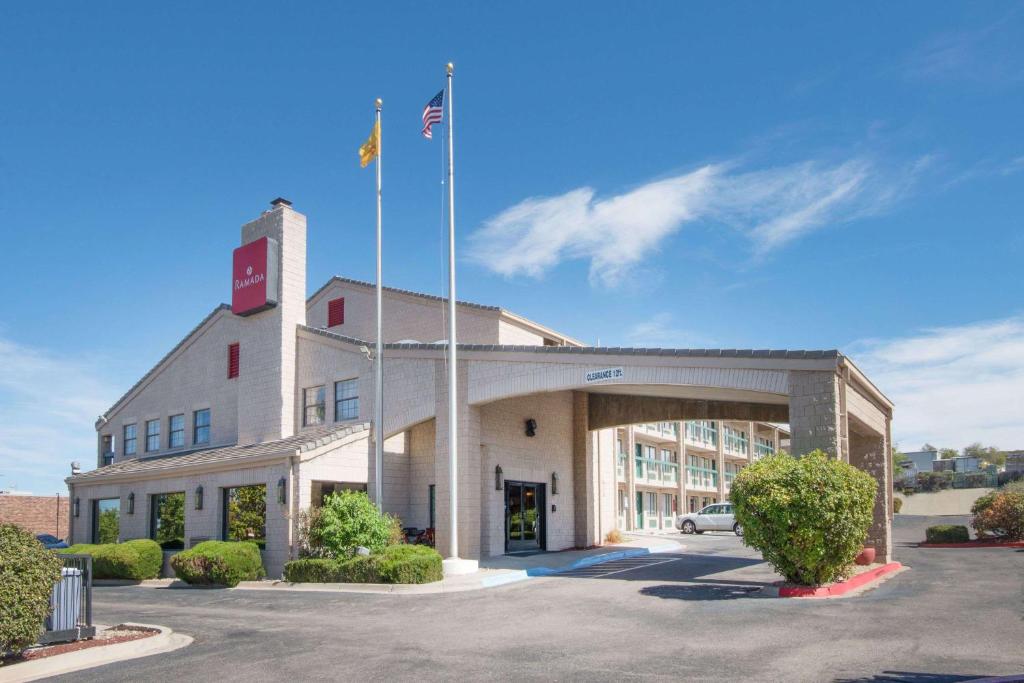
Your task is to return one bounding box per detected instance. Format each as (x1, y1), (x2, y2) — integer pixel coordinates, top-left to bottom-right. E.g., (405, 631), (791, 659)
(69, 423), (369, 483)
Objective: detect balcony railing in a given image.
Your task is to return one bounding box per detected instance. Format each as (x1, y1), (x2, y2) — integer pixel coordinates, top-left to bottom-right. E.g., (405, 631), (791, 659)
(616, 453), (627, 479)
(722, 427), (749, 457)
(634, 458), (679, 486)
(684, 422), (718, 448)
(686, 466), (718, 490)
(754, 441), (775, 459)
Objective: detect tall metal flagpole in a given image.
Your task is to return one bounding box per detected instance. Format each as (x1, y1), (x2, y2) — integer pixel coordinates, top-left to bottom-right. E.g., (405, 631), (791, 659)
(374, 98), (384, 512)
(445, 63), (460, 561)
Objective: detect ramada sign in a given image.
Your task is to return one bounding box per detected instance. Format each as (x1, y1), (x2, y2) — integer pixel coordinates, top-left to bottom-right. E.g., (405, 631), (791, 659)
(231, 236), (280, 316)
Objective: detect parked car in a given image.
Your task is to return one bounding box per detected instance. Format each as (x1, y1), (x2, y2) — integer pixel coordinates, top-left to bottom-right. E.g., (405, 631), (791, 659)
(36, 534), (69, 549)
(676, 504), (742, 536)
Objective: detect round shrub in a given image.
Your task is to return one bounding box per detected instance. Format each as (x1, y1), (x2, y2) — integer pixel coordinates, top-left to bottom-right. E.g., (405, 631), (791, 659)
(283, 545), (443, 584)
(171, 541), (265, 587)
(0, 524), (61, 654)
(730, 450), (876, 586)
(60, 539), (162, 580)
(925, 524), (970, 544)
(971, 490), (1024, 540)
(316, 491), (400, 556)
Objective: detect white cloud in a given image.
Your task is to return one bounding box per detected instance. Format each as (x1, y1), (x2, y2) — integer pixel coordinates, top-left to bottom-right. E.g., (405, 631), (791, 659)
(469, 155), (927, 286)
(904, 15), (1024, 86)
(0, 337), (116, 494)
(850, 316), (1024, 451)
(625, 313), (717, 349)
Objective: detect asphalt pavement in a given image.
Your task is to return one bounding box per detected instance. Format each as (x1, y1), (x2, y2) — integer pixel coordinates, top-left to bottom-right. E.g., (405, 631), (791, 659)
(56, 515), (1024, 682)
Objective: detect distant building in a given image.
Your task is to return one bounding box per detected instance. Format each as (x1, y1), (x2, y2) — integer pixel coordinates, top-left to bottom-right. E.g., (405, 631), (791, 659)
(899, 449), (937, 483)
(1005, 450), (1024, 475)
(0, 493), (69, 538)
(933, 456), (981, 474)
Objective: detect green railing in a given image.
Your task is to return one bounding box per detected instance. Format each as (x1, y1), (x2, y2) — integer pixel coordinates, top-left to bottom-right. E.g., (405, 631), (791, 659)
(685, 421), (718, 447)
(686, 466), (718, 489)
(634, 458), (679, 486)
(754, 441), (775, 459)
(616, 453), (627, 479)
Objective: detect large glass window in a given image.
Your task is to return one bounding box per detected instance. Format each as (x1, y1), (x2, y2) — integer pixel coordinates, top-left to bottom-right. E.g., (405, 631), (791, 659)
(310, 481), (366, 507)
(92, 498), (120, 544)
(150, 492), (185, 549)
(145, 419), (160, 452)
(193, 409), (210, 445)
(334, 379), (359, 421)
(168, 414), (185, 448)
(303, 386), (326, 426)
(124, 424), (137, 456)
(223, 484), (266, 548)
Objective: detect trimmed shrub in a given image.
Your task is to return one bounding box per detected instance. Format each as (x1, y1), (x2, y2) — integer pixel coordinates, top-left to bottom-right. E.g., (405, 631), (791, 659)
(316, 491), (400, 556)
(170, 541), (265, 587)
(283, 545), (443, 584)
(0, 524), (62, 655)
(925, 524), (970, 544)
(730, 450), (876, 586)
(893, 497), (903, 514)
(971, 490), (1024, 540)
(60, 539), (162, 580)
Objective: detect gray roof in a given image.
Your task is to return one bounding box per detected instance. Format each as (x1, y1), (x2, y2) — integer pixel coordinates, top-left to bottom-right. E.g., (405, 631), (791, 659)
(70, 423), (369, 483)
(300, 325), (839, 359)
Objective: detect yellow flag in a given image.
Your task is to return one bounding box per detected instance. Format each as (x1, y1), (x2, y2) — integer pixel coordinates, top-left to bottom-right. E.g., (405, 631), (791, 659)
(359, 121), (380, 168)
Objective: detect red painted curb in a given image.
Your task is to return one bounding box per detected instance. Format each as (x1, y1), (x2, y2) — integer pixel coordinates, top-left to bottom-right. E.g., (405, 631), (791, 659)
(778, 562), (903, 598)
(919, 540), (1024, 549)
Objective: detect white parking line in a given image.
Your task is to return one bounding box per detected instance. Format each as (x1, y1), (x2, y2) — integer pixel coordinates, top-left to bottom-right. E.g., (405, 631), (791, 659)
(560, 556), (684, 578)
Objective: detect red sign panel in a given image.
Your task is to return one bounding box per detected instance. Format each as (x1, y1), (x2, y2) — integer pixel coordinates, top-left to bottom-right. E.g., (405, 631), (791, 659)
(231, 236), (279, 316)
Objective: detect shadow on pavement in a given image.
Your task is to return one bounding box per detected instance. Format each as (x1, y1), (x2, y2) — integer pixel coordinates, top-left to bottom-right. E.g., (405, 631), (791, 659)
(639, 583), (764, 601)
(833, 672), (999, 683)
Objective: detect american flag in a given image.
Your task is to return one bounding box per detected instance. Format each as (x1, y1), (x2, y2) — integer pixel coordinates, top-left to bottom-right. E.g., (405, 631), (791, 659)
(422, 89), (444, 139)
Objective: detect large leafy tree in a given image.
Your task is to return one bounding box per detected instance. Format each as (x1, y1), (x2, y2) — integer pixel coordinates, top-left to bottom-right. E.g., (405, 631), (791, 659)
(963, 443), (1006, 468)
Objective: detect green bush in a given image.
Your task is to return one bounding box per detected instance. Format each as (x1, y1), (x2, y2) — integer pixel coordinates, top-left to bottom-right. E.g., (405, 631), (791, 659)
(730, 450), (876, 586)
(60, 539), (162, 580)
(925, 524), (970, 543)
(170, 541), (265, 587)
(916, 471), (953, 492)
(0, 524), (62, 655)
(316, 491), (401, 557)
(971, 490), (1024, 540)
(893, 497), (903, 514)
(283, 545), (443, 584)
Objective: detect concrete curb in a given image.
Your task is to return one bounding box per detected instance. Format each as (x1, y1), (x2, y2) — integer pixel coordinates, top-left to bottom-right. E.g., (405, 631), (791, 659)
(758, 563), (907, 599)
(918, 541), (1024, 549)
(0, 623), (192, 683)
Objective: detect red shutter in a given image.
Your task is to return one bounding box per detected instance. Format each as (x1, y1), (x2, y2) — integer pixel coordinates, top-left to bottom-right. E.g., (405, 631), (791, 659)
(227, 342), (240, 379)
(327, 297), (345, 327)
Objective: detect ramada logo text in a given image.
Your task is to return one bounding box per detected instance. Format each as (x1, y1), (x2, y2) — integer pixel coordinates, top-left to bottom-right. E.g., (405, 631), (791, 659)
(235, 264), (264, 291)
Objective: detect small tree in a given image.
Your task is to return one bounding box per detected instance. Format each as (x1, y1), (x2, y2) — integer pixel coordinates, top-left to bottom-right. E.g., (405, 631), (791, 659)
(0, 524), (62, 654)
(971, 490), (1024, 540)
(97, 508), (120, 544)
(938, 448), (959, 460)
(963, 443), (1006, 468)
(730, 450), (876, 586)
(315, 491), (400, 556)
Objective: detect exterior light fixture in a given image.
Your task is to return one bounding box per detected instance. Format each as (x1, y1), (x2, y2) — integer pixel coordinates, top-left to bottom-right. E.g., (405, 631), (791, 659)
(277, 477), (287, 505)
(495, 465), (504, 491)
(73, 497), (80, 517)
(127, 492), (135, 515)
(525, 418), (537, 437)
(551, 472), (559, 495)
(195, 485), (204, 511)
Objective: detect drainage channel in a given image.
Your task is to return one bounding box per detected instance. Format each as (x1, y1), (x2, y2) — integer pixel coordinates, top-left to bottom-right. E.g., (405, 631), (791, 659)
(556, 554), (683, 579)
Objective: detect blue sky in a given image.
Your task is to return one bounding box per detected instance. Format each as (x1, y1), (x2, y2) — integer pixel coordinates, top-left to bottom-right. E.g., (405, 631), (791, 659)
(1, 2), (1022, 494)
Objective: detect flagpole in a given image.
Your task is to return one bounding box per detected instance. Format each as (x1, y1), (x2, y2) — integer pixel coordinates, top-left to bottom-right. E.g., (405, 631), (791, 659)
(445, 62), (460, 562)
(374, 97), (384, 512)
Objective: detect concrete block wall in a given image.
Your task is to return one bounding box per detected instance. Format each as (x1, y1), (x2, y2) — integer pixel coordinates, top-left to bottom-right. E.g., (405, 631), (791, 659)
(479, 391), (575, 557)
(405, 420), (436, 529)
(70, 461), (293, 577)
(307, 280), (502, 345)
(788, 370), (843, 458)
(294, 334), (369, 429)
(367, 432), (412, 524)
(297, 437), (372, 511)
(98, 310), (243, 466)
(237, 205), (306, 445)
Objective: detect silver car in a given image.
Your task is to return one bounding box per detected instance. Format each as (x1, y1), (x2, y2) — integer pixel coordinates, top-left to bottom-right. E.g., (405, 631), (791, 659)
(676, 503), (742, 535)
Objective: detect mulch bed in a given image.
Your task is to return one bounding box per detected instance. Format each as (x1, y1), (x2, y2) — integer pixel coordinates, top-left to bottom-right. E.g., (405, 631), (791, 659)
(920, 539), (1024, 548)
(1, 624), (159, 665)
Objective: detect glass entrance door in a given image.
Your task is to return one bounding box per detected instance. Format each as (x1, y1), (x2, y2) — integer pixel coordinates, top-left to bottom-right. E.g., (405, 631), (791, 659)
(505, 482), (544, 552)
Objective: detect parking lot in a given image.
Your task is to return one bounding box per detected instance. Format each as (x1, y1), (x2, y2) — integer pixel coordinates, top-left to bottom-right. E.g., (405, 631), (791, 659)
(61, 516), (1024, 682)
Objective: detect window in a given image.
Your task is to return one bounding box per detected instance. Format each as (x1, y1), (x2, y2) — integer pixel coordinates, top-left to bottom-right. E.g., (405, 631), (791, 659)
(304, 386), (326, 426)
(311, 481), (365, 507)
(327, 297), (345, 327)
(193, 409), (210, 445)
(227, 342), (240, 379)
(428, 484), (436, 530)
(92, 498), (120, 544)
(145, 419), (160, 452)
(334, 379), (358, 421)
(101, 435), (114, 466)
(169, 414), (185, 448)
(149, 492), (185, 550)
(124, 424), (137, 456)
(223, 484), (266, 546)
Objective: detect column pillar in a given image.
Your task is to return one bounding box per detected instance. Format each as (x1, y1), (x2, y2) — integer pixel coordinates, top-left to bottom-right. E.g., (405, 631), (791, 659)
(433, 360), (481, 560)
(676, 422), (686, 519)
(572, 392), (603, 548)
(788, 370), (844, 458)
(715, 421), (726, 502)
(849, 428), (893, 562)
(625, 426), (637, 531)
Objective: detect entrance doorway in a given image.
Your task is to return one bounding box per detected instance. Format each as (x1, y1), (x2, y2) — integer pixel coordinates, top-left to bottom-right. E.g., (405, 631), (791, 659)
(505, 481), (546, 553)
